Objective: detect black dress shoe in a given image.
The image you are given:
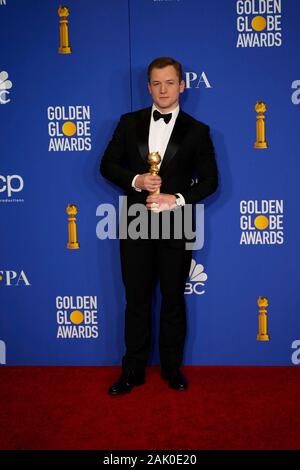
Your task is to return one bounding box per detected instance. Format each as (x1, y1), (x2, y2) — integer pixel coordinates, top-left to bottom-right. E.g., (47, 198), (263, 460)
(161, 368), (188, 391)
(108, 369), (145, 396)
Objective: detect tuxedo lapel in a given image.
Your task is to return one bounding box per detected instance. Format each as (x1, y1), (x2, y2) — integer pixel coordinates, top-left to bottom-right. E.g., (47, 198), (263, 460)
(159, 110), (190, 174)
(136, 107), (151, 164)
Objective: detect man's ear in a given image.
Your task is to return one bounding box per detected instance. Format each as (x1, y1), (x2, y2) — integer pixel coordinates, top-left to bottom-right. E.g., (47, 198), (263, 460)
(179, 80), (185, 94)
(148, 82), (152, 95)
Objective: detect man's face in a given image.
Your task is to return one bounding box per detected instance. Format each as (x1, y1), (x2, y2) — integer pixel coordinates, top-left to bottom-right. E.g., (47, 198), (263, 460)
(148, 65), (185, 113)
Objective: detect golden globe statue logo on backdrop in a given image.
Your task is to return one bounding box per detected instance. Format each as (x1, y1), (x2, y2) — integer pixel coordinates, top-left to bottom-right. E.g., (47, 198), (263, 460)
(257, 296), (270, 341)
(254, 101), (268, 149)
(58, 5), (72, 54)
(236, 0), (282, 48)
(66, 204), (80, 249)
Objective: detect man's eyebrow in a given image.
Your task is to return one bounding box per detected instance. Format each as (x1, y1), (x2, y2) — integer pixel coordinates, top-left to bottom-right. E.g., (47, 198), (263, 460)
(151, 79), (176, 83)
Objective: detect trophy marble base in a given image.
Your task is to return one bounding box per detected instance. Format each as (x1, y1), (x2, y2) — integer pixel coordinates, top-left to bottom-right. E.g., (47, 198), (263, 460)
(256, 334), (270, 341)
(67, 242), (79, 249)
(254, 142), (268, 149)
(58, 47), (72, 54)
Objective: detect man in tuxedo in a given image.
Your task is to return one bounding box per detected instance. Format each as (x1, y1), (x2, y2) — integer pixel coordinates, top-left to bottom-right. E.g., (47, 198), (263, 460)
(100, 57), (218, 395)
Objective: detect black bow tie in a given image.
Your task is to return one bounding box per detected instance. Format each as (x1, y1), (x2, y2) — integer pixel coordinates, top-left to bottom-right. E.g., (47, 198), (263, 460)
(153, 109), (172, 124)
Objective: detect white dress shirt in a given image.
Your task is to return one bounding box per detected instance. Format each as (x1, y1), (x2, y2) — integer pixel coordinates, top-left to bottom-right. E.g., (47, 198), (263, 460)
(131, 104), (185, 206)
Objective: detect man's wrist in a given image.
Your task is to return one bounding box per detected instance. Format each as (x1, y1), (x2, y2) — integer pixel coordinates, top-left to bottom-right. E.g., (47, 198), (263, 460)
(168, 195), (176, 208)
(132, 174), (142, 192)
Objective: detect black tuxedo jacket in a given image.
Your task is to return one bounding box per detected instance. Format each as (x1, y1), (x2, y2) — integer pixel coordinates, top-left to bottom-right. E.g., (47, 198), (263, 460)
(100, 107), (218, 207)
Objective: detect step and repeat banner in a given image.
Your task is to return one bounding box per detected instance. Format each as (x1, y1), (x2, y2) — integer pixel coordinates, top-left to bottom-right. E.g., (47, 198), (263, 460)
(0, 0), (299, 366)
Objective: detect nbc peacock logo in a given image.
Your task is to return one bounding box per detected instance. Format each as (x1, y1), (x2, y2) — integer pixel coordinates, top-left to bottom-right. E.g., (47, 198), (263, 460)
(185, 259), (208, 295)
(0, 71), (12, 105)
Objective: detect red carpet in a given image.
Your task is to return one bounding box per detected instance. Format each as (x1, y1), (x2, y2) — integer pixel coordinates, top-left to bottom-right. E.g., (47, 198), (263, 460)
(0, 366), (299, 450)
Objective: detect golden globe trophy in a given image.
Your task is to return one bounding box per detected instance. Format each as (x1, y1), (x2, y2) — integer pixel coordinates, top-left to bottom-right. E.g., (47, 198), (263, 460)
(58, 5), (72, 54)
(66, 204), (80, 249)
(147, 152), (161, 212)
(256, 296), (270, 341)
(254, 101), (268, 149)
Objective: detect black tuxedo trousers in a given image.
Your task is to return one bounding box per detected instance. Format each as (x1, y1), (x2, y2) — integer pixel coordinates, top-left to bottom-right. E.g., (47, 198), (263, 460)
(120, 237), (192, 372)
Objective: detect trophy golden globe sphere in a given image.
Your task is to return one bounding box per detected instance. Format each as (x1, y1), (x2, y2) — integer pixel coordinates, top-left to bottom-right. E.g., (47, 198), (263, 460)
(147, 152), (161, 167)
(257, 296), (268, 308)
(147, 152), (161, 179)
(255, 101), (267, 114)
(58, 6), (70, 18)
(66, 204), (78, 216)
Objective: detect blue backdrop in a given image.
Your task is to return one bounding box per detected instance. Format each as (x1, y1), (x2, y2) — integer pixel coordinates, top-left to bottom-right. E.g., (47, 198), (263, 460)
(1, 0), (299, 366)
